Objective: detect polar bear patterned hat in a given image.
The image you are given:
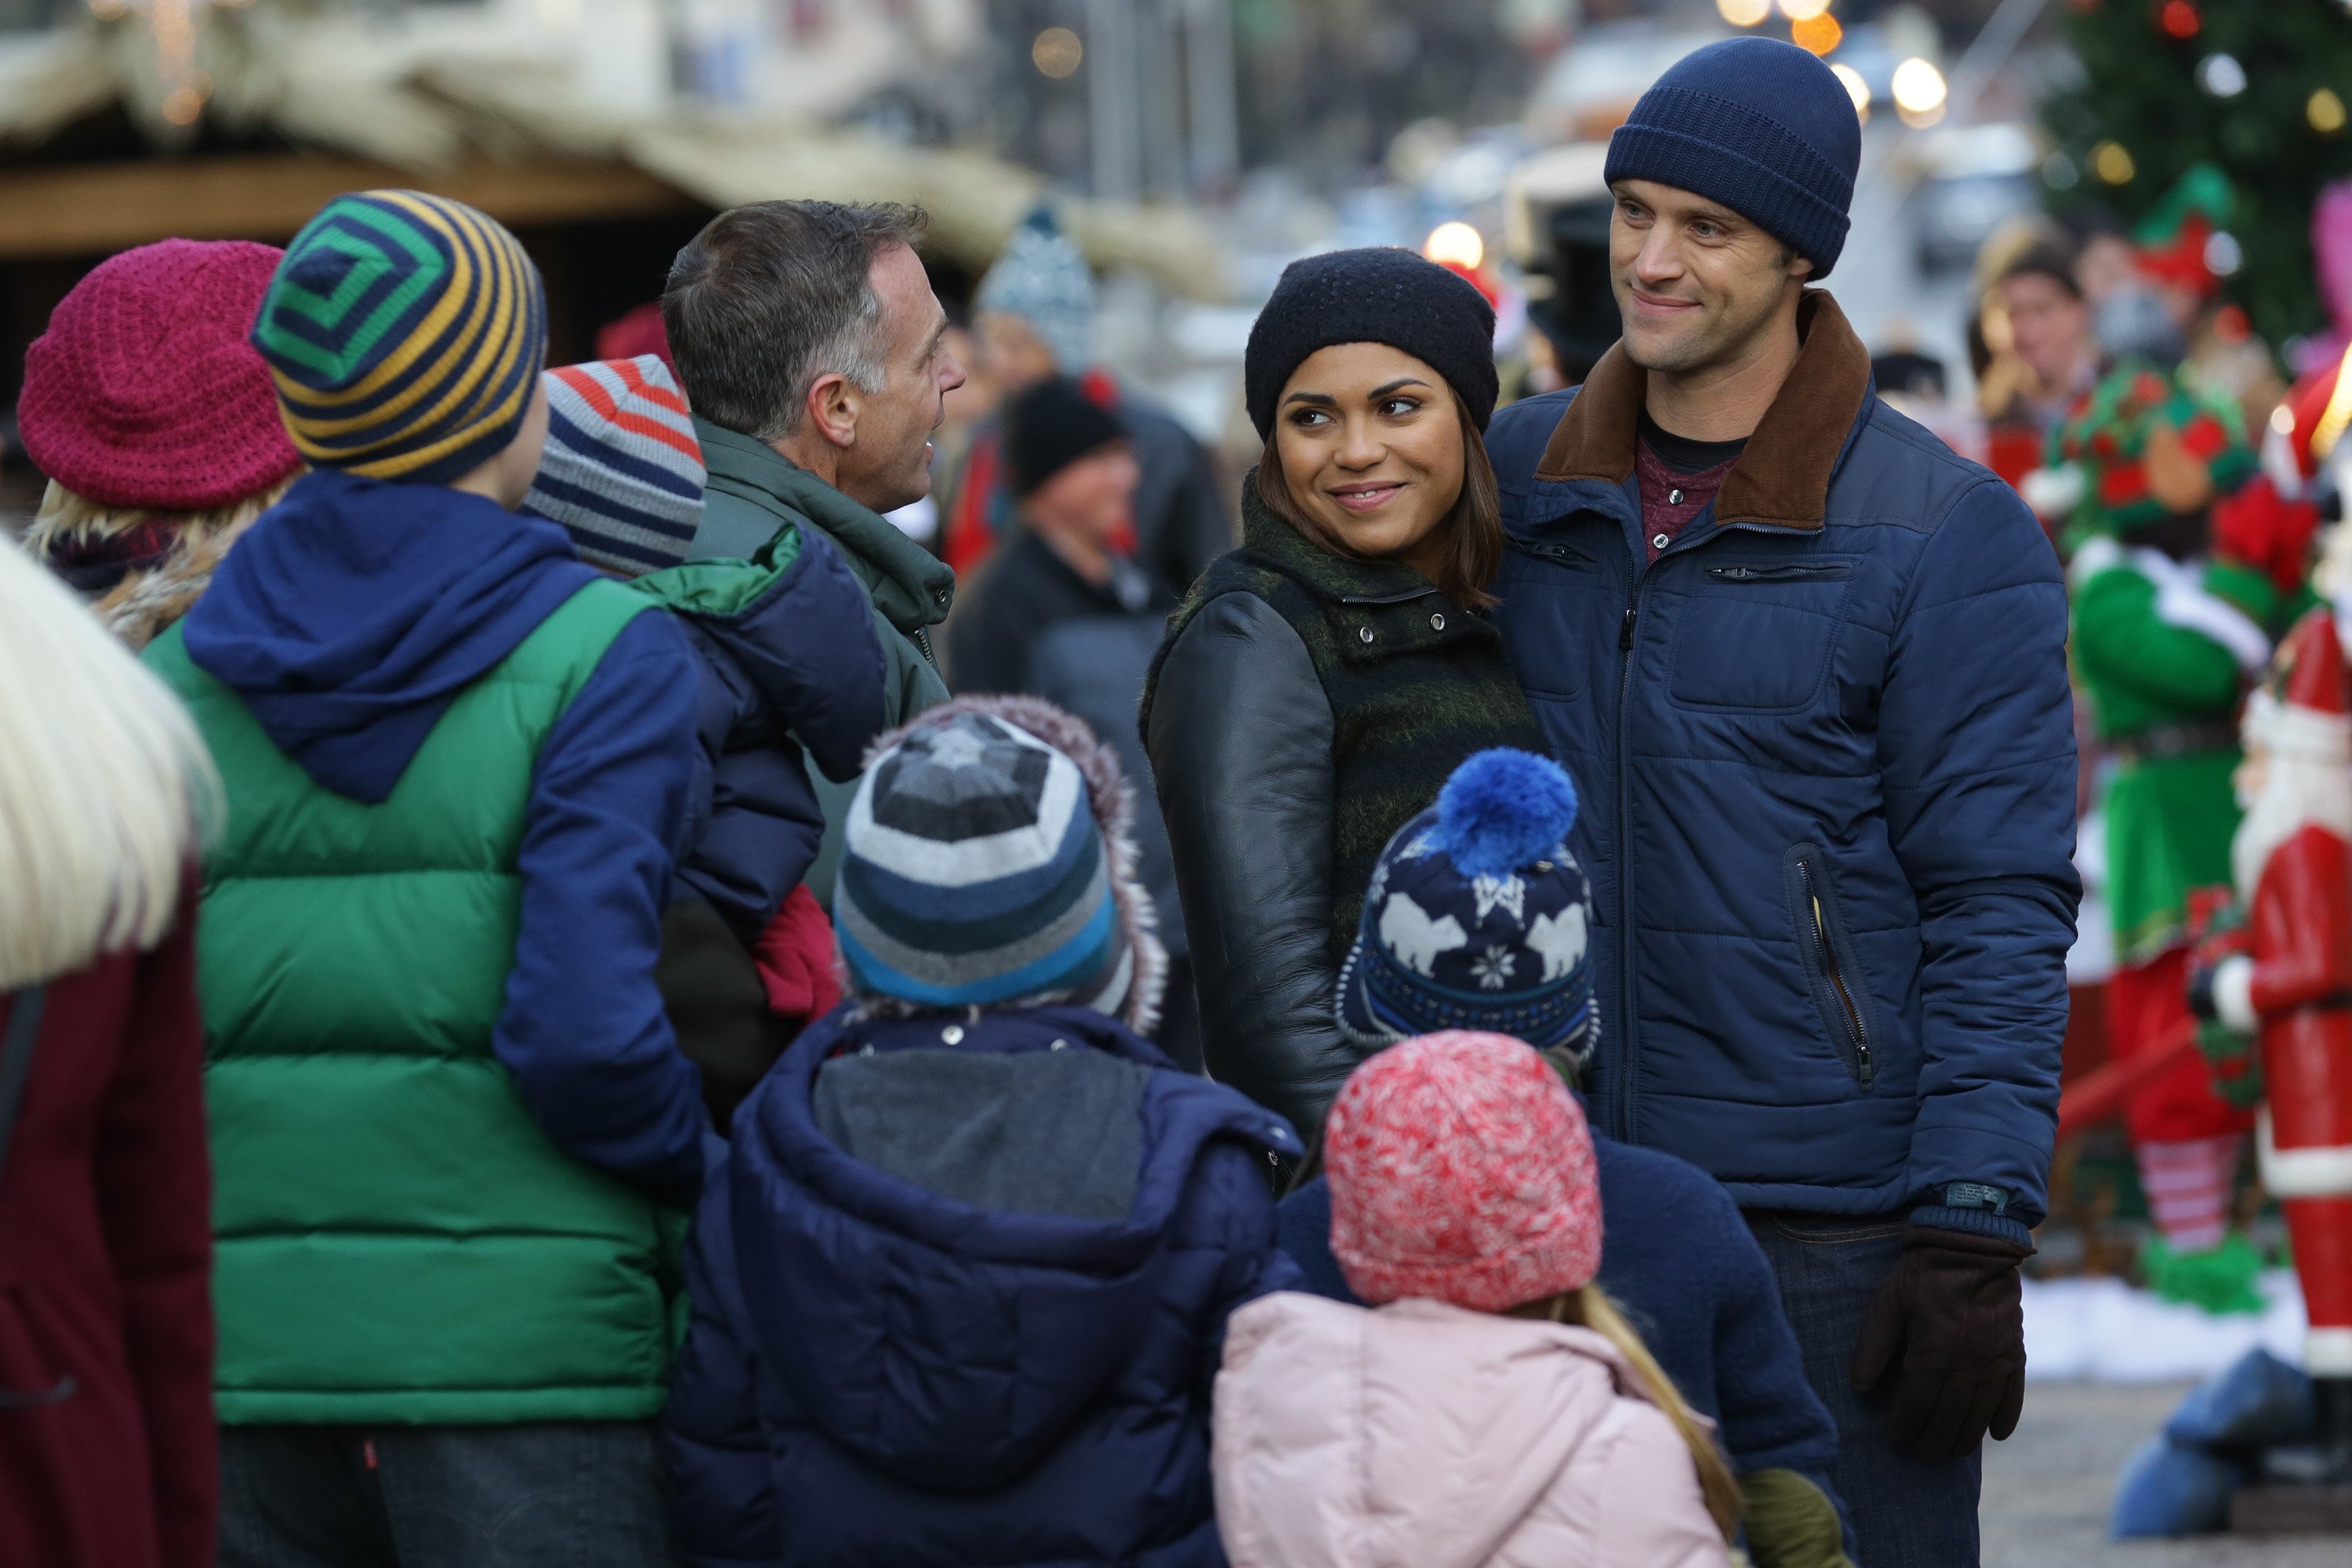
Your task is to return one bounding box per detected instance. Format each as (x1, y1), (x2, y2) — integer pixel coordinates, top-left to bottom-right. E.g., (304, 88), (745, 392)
(1338, 749), (1598, 1062)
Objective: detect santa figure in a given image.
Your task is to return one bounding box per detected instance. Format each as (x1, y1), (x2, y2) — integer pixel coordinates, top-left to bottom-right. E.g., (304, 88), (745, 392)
(2191, 605), (2352, 1471)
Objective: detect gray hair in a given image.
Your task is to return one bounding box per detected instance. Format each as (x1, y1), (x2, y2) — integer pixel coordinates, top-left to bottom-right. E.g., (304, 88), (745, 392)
(663, 200), (929, 443)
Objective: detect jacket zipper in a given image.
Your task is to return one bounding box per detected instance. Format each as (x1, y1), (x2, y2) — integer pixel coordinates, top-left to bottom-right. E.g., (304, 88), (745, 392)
(1612, 568), (1643, 1140)
(1795, 858), (1872, 1087)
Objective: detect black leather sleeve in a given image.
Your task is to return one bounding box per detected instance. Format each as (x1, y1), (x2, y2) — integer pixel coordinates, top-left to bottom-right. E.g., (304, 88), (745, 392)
(1147, 592), (1360, 1135)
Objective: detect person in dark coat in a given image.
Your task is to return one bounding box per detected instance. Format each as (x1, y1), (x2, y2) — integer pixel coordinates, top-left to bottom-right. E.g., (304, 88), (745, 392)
(0, 533), (217, 1568)
(947, 378), (1201, 1071)
(942, 206), (1232, 601)
(1482, 38), (2078, 1566)
(662, 695), (1301, 1568)
(1140, 248), (1549, 1139)
(521, 355), (890, 1129)
(1277, 747), (1854, 1568)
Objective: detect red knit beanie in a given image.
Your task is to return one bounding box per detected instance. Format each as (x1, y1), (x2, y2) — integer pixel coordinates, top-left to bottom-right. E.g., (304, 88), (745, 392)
(19, 239), (303, 512)
(1326, 1030), (1603, 1312)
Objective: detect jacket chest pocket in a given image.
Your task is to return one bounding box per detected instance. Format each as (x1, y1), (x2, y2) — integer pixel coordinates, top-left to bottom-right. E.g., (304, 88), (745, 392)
(1668, 560), (1855, 713)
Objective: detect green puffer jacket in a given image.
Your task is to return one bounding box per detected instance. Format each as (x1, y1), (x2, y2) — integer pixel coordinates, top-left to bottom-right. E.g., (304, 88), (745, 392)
(147, 582), (687, 1425)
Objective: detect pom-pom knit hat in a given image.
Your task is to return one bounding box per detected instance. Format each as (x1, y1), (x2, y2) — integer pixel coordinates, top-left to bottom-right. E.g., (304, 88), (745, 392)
(836, 695), (1167, 1034)
(1326, 1030), (1603, 1311)
(1244, 247), (1497, 439)
(1339, 749), (1599, 1062)
(520, 357), (705, 576)
(251, 190), (547, 485)
(975, 205), (1097, 375)
(1602, 36), (1860, 278)
(19, 239), (303, 511)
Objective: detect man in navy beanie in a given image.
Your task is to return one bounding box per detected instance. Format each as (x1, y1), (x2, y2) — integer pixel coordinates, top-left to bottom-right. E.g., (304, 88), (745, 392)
(1483, 37), (2078, 1566)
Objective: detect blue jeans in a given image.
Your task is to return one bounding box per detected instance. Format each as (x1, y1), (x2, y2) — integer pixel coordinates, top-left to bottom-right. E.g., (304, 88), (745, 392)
(1746, 1213), (1984, 1568)
(219, 1421), (676, 1568)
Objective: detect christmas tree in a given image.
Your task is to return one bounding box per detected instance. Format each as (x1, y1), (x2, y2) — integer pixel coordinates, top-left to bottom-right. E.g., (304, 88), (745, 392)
(2042, 0), (2352, 351)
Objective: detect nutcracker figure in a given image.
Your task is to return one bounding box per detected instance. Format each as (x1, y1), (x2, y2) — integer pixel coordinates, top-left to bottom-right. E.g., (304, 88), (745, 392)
(2192, 607), (2352, 1471)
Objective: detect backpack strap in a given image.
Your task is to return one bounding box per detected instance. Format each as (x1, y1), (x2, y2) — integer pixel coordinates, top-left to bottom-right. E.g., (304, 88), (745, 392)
(0, 985), (46, 1188)
(0, 984), (78, 1410)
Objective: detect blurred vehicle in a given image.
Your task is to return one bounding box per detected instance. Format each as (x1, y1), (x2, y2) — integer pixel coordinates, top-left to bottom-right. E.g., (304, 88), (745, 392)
(1910, 122), (2043, 277)
(1522, 21), (1726, 146)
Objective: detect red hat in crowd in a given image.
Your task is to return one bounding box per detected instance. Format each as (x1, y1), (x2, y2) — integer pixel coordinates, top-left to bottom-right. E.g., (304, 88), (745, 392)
(1324, 1030), (1603, 1312)
(18, 238), (303, 512)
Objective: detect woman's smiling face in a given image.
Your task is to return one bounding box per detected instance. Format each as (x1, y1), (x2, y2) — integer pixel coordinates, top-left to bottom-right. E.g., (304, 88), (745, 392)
(1272, 342), (1466, 573)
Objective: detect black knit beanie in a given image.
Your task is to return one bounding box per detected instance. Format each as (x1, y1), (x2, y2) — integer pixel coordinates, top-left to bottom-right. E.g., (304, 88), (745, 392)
(1004, 376), (1127, 497)
(1244, 248), (1498, 441)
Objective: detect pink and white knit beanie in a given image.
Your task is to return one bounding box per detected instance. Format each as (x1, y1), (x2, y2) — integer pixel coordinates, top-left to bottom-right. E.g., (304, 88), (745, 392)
(1325, 1030), (1602, 1312)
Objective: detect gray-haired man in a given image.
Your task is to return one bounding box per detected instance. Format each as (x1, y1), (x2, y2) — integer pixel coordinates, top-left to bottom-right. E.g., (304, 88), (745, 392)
(666, 200), (965, 726)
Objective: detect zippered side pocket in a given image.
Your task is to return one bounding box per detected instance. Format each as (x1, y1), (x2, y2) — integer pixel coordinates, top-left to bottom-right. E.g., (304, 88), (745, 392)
(1784, 843), (1875, 1090)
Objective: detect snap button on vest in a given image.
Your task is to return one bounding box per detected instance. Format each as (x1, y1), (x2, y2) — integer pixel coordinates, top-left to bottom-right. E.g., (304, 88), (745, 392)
(1430, 613), (1446, 631)
(1359, 626), (1374, 644)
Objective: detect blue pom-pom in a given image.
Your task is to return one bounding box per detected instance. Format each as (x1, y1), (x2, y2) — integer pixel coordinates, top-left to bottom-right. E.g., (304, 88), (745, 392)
(1434, 749), (1579, 878)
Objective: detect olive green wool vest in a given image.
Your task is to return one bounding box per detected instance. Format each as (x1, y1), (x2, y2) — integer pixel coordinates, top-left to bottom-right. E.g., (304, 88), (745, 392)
(147, 581), (683, 1425)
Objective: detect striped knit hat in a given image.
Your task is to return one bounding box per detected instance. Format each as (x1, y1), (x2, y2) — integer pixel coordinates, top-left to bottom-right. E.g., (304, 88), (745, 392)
(836, 695), (1165, 1034)
(521, 357), (705, 575)
(251, 190), (547, 485)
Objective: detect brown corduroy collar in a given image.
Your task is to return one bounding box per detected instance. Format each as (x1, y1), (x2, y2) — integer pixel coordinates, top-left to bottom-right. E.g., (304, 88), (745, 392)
(1533, 290), (1873, 533)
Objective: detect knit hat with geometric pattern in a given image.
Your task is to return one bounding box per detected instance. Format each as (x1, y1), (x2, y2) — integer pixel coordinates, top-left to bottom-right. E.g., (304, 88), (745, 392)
(251, 190), (546, 485)
(835, 695), (1167, 1035)
(1325, 1029), (1603, 1312)
(520, 357), (704, 576)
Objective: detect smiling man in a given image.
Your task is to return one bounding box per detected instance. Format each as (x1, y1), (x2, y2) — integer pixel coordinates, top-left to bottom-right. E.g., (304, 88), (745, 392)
(1483, 38), (2079, 1566)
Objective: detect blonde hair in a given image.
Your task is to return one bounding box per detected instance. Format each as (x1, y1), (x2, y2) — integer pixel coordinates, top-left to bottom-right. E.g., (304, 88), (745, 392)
(27, 477), (292, 650)
(1522, 1285), (1744, 1541)
(0, 532), (220, 988)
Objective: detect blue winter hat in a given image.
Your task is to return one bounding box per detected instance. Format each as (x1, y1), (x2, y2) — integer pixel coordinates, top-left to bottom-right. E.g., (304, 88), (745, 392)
(1338, 750), (1599, 1061)
(1603, 37), (1861, 278)
(836, 696), (1164, 1032)
(975, 205), (1096, 375)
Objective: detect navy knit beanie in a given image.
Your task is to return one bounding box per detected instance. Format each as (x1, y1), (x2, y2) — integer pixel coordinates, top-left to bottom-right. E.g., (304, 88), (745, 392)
(1604, 37), (1860, 278)
(1244, 248), (1497, 440)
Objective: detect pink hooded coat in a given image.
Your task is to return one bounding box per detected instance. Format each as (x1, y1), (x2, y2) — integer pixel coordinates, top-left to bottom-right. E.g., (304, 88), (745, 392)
(1213, 1293), (1732, 1568)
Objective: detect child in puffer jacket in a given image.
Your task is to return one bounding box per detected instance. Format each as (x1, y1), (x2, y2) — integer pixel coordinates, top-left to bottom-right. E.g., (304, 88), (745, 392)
(662, 695), (1304, 1568)
(521, 355), (887, 1127)
(1285, 749), (1853, 1568)
(1216, 1030), (1736, 1568)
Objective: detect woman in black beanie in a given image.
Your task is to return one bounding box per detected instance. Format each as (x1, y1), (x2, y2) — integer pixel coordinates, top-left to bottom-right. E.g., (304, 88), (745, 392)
(1138, 247), (1550, 1137)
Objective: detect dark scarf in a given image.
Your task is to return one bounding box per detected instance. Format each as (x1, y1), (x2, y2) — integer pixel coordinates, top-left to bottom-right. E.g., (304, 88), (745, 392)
(1142, 483), (1548, 953)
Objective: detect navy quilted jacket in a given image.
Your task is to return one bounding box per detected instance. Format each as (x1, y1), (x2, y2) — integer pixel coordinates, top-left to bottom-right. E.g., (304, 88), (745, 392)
(662, 1004), (1302, 1567)
(1484, 293), (2079, 1227)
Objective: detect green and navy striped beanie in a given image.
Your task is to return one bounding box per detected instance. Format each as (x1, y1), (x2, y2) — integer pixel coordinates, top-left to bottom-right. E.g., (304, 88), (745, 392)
(837, 702), (1141, 1023)
(250, 190), (547, 484)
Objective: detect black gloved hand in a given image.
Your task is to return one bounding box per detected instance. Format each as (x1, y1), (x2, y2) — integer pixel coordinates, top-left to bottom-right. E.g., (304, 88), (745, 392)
(1849, 1226), (2031, 1462)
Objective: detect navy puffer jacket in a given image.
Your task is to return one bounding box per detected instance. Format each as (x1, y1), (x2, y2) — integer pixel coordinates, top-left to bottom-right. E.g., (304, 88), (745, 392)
(662, 1004), (1302, 1567)
(1485, 292), (2079, 1227)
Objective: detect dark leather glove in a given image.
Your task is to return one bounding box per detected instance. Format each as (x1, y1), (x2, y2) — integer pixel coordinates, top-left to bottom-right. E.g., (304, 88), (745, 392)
(1849, 1227), (2030, 1462)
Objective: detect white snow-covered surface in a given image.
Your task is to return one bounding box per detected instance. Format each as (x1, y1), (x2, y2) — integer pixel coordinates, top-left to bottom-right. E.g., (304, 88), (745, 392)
(2024, 1271), (2307, 1382)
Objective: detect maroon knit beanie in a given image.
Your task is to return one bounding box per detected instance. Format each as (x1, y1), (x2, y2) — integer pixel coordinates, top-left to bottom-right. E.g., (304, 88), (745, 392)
(19, 239), (303, 511)
(1326, 1030), (1603, 1312)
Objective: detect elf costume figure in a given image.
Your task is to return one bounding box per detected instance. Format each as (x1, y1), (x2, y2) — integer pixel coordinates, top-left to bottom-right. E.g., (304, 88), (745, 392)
(2190, 606), (2352, 1473)
(2064, 366), (2281, 1310)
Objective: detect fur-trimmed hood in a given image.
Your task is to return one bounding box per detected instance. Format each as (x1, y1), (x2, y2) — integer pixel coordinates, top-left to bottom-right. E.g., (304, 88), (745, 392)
(848, 692), (1168, 1037)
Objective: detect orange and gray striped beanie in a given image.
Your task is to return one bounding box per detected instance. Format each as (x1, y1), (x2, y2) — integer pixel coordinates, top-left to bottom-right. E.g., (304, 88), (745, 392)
(250, 190), (546, 485)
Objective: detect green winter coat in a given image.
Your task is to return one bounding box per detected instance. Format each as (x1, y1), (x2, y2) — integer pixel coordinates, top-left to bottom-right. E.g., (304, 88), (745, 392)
(688, 419), (953, 901)
(2070, 536), (2277, 963)
(147, 583), (685, 1425)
